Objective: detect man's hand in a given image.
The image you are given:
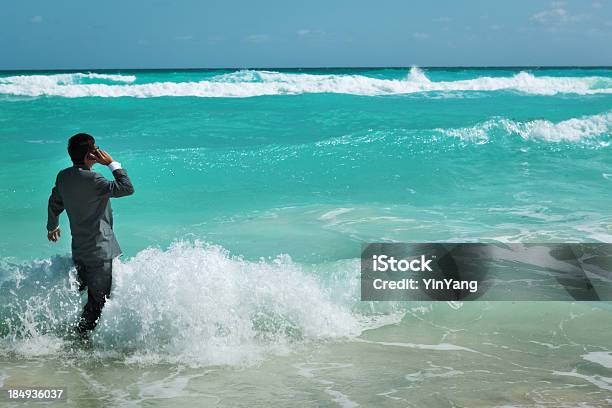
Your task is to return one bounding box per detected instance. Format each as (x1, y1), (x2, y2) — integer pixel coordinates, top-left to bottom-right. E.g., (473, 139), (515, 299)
(94, 149), (114, 166)
(47, 227), (61, 242)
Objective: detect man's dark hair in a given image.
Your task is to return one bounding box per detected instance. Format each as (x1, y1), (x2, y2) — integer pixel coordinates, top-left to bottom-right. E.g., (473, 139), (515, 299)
(68, 133), (95, 164)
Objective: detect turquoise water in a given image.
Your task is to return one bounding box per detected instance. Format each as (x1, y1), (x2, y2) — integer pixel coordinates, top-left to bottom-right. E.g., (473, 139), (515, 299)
(1, 68), (611, 406)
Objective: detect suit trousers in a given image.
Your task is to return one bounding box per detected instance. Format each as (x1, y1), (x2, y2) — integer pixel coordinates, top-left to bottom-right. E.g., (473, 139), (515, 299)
(74, 258), (113, 334)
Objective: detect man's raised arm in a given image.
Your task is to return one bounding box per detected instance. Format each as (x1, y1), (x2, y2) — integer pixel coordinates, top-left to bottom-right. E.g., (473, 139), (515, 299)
(93, 149), (135, 198)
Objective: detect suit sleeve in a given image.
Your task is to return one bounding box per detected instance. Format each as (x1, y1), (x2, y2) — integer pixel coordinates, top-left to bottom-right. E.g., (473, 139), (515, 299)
(95, 168), (135, 198)
(47, 178), (64, 231)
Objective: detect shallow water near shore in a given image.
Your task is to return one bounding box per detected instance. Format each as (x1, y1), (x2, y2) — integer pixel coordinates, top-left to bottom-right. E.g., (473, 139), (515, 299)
(2, 302), (612, 407)
(1, 67), (612, 406)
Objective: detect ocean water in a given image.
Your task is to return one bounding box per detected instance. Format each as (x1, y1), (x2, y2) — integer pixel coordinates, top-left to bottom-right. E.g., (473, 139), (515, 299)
(0, 67), (611, 407)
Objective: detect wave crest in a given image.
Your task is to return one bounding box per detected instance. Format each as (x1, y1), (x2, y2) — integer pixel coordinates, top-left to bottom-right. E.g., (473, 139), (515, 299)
(0, 68), (610, 98)
(438, 111), (612, 143)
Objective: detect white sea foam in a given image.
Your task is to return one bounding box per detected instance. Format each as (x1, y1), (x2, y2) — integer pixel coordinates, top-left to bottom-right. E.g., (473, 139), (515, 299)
(553, 369), (612, 391)
(0, 68), (610, 98)
(582, 351), (612, 369)
(0, 72), (135, 88)
(404, 368), (464, 382)
(354, 338), (478, 352)
(438, 111), (612, 142)
(0, 241), (400, 367)
(79, 73), (136, 82)
(296, 363), (360, 408)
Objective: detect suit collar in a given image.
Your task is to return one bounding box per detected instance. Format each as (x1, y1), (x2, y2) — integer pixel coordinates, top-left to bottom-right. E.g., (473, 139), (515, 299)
(73, 164), (91, 170)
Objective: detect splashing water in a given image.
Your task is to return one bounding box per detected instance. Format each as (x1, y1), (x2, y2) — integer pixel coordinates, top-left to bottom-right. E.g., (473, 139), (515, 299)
(0, 242), (404, 367)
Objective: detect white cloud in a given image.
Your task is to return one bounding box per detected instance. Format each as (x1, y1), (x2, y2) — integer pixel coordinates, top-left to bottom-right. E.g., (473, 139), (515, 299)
(530, 6), (589, 24)
(296, 28), (326, 39)
(592, 1), (602, 8)
(531, 7), (568, 23)
(489, 24), (503, 30)
(412, 32), (430, 40)
(244, 34), (270, 44)
(174, 35), (193, 41)
(31, 15), (43, 24)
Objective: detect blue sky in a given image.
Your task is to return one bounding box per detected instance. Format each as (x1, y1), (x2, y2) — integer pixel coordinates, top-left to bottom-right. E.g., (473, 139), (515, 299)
(1, 0), (611, 69)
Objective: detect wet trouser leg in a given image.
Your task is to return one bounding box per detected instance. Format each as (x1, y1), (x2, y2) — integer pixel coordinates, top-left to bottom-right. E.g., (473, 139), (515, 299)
(74, 259), (113, 334)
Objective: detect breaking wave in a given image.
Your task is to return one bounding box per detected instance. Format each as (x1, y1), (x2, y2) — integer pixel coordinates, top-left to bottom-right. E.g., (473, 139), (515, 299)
(0, 67), (610, 98)
(0, 242), (402, 366)
(437, 111), (612, 143)
(0, 72), (135, 88)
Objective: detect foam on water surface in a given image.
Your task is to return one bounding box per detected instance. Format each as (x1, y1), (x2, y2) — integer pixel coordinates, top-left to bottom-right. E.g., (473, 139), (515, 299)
(0, 241), (405, 367)
(1, 67), (611, 98)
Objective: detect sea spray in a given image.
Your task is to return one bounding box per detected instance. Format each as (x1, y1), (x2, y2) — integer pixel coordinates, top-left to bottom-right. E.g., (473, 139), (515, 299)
(0, 241), (404, 366)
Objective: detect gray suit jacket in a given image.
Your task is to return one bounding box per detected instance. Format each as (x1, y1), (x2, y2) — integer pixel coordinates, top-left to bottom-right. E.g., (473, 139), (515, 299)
(47, 165), (134, 263)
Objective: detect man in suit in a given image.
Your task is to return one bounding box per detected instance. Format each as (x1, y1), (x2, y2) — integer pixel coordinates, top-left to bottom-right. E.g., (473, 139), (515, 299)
(47, 133), (134, 339)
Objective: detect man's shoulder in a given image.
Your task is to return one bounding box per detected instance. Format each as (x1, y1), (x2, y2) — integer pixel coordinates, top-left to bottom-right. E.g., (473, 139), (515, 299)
(56, 167), (72, 180)
(57, 166), (104, 182)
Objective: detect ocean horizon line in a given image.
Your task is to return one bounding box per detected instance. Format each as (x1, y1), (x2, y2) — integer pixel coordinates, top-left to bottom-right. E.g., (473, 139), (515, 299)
(1, 65), (612, 74)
